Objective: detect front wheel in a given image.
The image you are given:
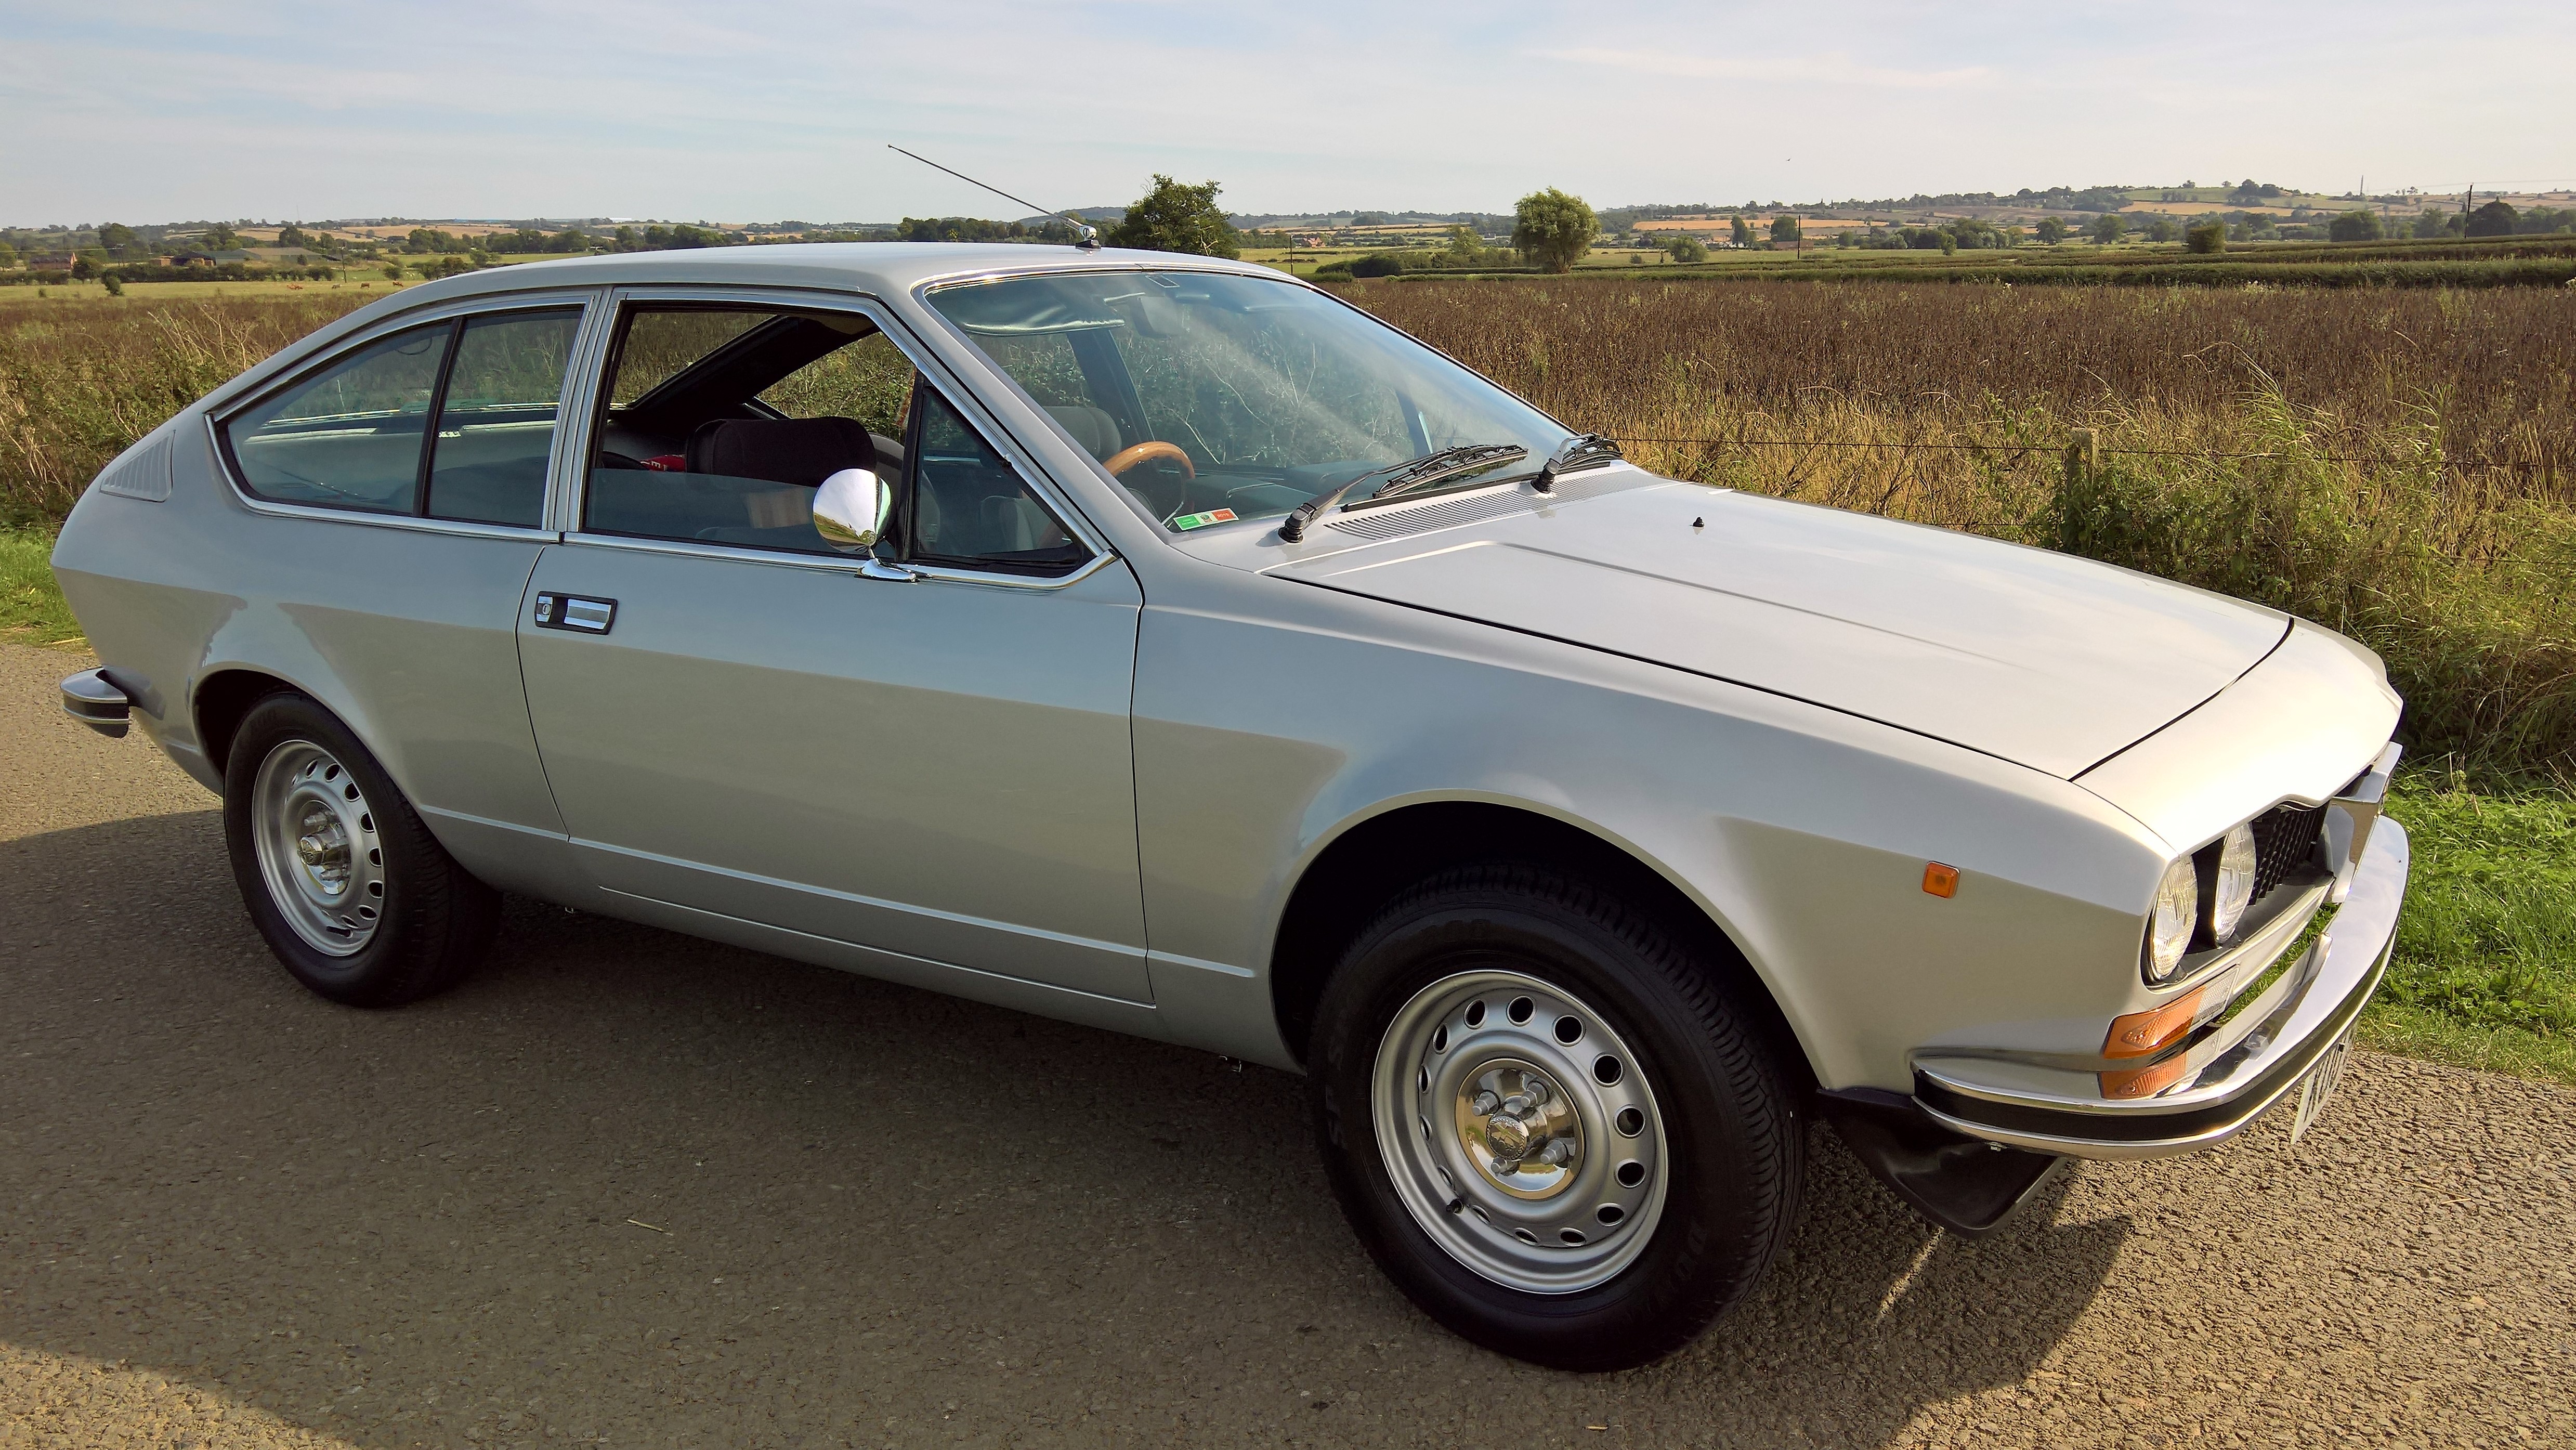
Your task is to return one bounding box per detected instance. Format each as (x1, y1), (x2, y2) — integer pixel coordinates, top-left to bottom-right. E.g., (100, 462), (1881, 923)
(1309, 863), (1802, 1370)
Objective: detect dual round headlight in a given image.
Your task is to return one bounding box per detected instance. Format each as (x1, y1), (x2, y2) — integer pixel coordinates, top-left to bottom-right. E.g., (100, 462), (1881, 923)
(2143, 821), (2260, 985)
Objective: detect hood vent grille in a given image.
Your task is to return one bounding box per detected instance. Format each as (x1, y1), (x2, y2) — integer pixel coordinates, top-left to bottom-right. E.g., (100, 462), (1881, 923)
(1328, 490), (1534, 541)
(1322, 466), (1651, 543)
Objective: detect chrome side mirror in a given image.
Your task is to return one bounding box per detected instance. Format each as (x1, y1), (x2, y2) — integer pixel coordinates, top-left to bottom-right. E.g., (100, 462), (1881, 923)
(812, 467), (891, 553)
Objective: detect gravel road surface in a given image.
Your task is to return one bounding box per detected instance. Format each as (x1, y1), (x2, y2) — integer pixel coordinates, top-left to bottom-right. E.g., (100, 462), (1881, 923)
(3, 641), (2571, 1449)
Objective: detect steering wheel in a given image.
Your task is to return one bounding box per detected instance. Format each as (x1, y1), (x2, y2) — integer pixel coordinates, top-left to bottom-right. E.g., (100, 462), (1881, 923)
(1103, 441), (1195, 522)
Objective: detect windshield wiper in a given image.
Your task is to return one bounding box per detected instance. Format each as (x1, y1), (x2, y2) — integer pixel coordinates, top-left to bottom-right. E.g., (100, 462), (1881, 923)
(1529, 433), (1622, 494)
(1276, 443), (1529, 541)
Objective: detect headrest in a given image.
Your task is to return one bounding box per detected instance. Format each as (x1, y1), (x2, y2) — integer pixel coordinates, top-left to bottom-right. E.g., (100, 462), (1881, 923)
(1045, 404), (1121, 460)
(685, 416), (874, 488)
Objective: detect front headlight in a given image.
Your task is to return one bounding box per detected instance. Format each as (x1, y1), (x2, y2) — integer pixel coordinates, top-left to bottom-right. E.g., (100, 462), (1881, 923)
(2144, 854), (2199, 983)
(2205, 821), (2259, 943)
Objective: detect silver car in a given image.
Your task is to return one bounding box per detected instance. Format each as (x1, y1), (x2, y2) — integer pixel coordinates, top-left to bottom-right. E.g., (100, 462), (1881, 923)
(51, 244), (2409, 1370)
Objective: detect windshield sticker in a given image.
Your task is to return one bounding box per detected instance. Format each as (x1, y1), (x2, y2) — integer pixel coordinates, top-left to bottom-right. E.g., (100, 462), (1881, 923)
(1170, 508), (1238, 532)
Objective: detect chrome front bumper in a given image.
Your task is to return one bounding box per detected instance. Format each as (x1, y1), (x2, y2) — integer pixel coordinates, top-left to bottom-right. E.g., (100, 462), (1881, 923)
(1912, 812), (2410, 1161)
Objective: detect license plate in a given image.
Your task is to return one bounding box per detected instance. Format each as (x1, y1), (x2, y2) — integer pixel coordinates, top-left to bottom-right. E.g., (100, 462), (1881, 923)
(2290, 1024), (2356, 1144)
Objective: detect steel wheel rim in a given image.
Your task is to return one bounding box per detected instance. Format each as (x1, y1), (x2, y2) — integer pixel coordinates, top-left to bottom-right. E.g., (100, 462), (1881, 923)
(1372, 969), (1670, 1294)
(250, 739), (385, 957)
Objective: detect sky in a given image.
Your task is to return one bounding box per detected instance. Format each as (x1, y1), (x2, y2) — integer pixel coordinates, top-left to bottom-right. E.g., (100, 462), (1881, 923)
(3, 0), (2572, 227)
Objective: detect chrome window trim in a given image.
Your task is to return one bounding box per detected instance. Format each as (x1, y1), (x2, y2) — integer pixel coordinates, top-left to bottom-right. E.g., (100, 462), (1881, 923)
(556, 529), (1121, 592)
(571, 284), (1113, 568)
(208, 287), (606, 537)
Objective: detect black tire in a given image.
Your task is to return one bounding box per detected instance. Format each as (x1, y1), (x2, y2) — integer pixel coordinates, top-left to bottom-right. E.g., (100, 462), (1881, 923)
(222, 690), (498, 1007)
(1308, 861), (1802, 1371)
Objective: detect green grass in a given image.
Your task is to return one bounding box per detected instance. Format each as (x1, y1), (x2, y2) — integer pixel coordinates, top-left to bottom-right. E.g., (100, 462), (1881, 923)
(2364, 775), (2576, 1084)
(0, 517), (2566, 1084)
(1, 522), (82, 647)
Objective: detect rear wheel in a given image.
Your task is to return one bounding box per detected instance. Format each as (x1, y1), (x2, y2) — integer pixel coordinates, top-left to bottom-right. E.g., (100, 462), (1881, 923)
(1309, 862), (1801, 1370)
(223, 692), (496, 1006)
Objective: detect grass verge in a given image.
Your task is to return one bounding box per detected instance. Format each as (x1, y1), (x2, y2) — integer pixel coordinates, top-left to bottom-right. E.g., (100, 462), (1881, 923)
(0, 523), (82, 648)
(2364, 775), (2576, 1086)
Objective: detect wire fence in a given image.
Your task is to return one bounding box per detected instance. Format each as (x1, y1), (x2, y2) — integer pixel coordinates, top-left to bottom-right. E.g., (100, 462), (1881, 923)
(1605, 435), (2460, 467)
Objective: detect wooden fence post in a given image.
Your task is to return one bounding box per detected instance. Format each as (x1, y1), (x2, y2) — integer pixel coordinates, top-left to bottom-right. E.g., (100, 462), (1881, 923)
(2057, 428), (2101, 554)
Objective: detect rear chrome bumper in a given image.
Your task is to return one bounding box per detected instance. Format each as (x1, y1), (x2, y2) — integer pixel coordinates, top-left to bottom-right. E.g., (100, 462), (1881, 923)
(60, 668), (132, 738)
(1912, 812), (2409, 1161)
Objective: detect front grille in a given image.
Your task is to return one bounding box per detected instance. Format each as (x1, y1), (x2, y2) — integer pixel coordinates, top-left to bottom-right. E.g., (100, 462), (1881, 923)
(2248, 802), (2325, 903)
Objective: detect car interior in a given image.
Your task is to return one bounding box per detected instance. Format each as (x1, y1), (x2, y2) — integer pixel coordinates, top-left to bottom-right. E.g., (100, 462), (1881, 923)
(584, 306), (1083, 571)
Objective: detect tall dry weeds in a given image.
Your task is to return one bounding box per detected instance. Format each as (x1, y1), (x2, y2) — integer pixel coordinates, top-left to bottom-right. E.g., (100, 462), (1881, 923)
(1350, 280), (2576, 775)
(6, 282), (2572, 772)
(0, 295), (373, 525)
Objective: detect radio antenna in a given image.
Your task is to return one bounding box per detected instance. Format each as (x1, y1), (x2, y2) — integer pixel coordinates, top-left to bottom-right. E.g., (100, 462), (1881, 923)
(886, 145), (1101, 250)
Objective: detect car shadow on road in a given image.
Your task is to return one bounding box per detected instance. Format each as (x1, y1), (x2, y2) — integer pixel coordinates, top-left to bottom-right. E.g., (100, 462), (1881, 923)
(1, 811), (2129, 1447)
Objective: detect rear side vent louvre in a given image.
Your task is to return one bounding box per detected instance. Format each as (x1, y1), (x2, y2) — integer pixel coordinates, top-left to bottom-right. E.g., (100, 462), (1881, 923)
(93, 431), (175, 502)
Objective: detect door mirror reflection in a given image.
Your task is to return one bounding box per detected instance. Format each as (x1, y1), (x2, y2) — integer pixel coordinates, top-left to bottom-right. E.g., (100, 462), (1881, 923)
(812, 467), (891, 553)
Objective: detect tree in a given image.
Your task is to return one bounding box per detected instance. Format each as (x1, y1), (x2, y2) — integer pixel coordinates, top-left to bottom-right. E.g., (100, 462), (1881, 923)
(2186, 220), (2226, 254)
(97, 222), (137, 254)
(0, 240), (17, 269)
(204, 223), (239, 250)
(2464, 200), (2519, 238)
(2090, 213), (2126, 244)
(2410, 208), (2447, 239)
(1730, 215), (1753, 247)
(2147, 216), (2180, 243)
(1105, 175), (1240, 257)
(382, 262), (405, 281)
(1440, 226), (1491, 267)
(1769, 214), (1801, 249)
(2328, 209), (2382, 242)
(70, 251), (103, 279)
(2035, 215), (2069, 245)
(101, 272), (124, 296)
(1666, 234), (1708, 263)
(1511, 188), (1598, 272)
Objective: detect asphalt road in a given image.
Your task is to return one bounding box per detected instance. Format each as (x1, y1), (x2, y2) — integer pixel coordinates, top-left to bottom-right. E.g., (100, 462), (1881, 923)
(3, 641), (2572, 1449)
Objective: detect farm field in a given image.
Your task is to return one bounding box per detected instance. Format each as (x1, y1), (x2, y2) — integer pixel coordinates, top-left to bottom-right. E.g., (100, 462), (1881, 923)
(2, 280), (2571, 1084)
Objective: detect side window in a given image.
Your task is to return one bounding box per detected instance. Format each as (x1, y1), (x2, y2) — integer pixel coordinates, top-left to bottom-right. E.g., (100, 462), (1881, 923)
(760, 331), (913, 439)
(904, 387), (1086, 574)
(585, 305), (896, 555)
(425, 309), (581, 528)
(224, 323), (449, 513)
(580, 303), (1082, 576)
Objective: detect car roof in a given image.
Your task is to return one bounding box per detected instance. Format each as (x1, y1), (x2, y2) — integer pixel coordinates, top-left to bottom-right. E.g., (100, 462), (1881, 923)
(202, 242), (1310, 426)
(386, 242), (1290, 310)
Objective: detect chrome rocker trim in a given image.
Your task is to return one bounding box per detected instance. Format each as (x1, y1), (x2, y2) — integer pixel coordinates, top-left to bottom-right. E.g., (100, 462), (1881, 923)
(1912, 815), (2410, 1161)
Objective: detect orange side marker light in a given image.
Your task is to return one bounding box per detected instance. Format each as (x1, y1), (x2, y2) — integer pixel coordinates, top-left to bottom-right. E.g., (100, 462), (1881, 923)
(2103, 986), (2207, 1059)
(1921, 862), (1959, 898)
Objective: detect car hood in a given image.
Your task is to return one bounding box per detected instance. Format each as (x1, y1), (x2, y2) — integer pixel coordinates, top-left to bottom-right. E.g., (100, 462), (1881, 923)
(1266, 478), (2288, 778)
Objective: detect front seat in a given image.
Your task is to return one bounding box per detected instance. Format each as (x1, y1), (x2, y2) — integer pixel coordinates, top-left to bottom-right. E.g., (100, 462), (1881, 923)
(686, 416), (875, 487)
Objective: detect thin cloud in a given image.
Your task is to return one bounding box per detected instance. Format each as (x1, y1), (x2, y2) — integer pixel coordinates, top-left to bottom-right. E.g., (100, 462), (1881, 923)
(1553, 47), (1993, 90)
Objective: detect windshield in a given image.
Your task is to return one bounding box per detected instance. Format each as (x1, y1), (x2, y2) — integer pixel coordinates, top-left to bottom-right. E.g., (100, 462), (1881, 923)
(924, 270), (1572, 531)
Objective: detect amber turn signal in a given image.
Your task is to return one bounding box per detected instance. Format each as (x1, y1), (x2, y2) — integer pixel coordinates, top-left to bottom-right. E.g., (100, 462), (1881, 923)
(1921, 862), (1958, 898)
(2102, 986), (2207, 1060)
(2099, 1053), (2192, 1101)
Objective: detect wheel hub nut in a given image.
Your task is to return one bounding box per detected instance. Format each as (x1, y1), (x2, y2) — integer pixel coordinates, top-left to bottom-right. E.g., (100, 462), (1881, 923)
(1454, 1060), (1584, 1200)
(293, 810), (350, 888)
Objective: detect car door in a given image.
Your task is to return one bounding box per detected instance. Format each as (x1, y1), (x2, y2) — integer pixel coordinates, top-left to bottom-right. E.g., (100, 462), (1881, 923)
(516, 290), (1152, 1003)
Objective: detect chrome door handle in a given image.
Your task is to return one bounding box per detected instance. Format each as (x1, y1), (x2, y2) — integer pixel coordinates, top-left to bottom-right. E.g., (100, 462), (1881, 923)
(533, 592), (618, 633)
